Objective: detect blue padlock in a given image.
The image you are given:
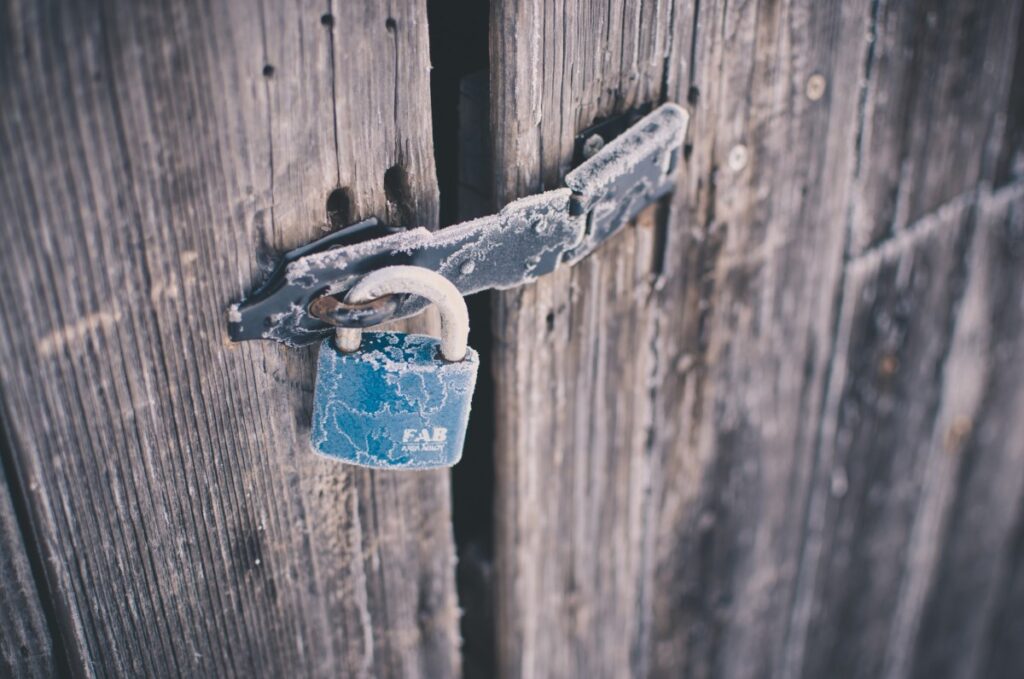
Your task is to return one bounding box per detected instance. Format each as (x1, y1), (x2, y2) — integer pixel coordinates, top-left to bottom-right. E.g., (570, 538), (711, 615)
(310, 266), (479, 469)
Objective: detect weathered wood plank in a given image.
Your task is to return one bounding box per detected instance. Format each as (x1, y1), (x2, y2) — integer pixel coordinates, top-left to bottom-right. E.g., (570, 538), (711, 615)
(0, 1), (457, 676)
(784, 1), (1023, 674)
(0, 434), (56, 678)
(977, 490), (1024, 679)
(669, 2), (1023, 676)
(654, 2), (878, 676)
(906, 183), (1024, 679)
(850, 0), (1022, 251)
(490, 1), (1024, 678)
(491, 0), (872, 676)
(995, 4), (1024, 189)
(799, 193), (978, 679)
(490, 2), (674, 676)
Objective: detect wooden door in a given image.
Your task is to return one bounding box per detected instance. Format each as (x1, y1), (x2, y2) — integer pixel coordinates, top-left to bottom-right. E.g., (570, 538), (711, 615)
(1, 2), (458, 677)
(489, 1), (1024, 678)
(2, 1), (1024, 678)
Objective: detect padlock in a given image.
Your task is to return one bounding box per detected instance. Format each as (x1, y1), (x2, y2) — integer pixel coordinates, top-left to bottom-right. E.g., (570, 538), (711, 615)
(309, 266), (479, 469)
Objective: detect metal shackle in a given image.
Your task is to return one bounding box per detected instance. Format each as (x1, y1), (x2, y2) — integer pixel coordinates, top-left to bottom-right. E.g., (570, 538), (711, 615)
(337, 265), (470, 362)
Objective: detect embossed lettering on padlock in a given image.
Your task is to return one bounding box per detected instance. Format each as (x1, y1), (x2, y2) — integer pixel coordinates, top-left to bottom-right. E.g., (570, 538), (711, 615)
(309, 266), (479, 469)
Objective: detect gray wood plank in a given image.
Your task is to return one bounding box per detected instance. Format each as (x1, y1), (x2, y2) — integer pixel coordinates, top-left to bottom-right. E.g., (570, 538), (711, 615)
(0, 1), (458, 676)
(799, 191), (979, 679)
(489, 0), (1024, 678)
(491, 0), (873, 675)
(850, 0), (1022, 252)
(490, 2), (675, 676)
(0, 433), (57, 678)
(785, 2), (1023, 675)
(903, 184), (1024, 679)
(996, 5), (1024, 189)
(654, 2), (879, 676)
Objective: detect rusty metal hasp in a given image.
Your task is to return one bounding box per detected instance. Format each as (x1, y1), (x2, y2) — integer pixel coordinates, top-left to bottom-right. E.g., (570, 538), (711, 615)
(228, 103), (689, 346)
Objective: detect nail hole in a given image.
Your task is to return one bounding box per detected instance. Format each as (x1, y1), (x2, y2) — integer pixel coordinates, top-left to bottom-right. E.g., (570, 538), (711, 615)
(385, 17), (397, 32)
(326, 187), (353, 229)
(687, 85), (700, 105)
(546, 311), (556, 332)
(262, 64), (275, 78)
(320, 13), (334, 27)
(383, 165), (414, 225)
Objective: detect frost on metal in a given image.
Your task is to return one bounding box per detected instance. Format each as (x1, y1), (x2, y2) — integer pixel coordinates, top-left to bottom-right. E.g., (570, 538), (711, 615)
(309, 332), (479, 469)
(227, 103), (689, 347)
(286, 227), (433, 289)
(434, 188), (579, 291)
(566, 103), (689, 204)
(562, 103), (689, 264)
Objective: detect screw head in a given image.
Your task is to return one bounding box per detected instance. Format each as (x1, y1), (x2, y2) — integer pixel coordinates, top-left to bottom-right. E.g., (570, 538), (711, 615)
(727, 144), (748, 172)
(806, 73), (827, 101)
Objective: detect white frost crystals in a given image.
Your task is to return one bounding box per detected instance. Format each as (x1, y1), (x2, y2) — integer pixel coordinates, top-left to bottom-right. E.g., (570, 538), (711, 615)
(227, 103), (690, 347)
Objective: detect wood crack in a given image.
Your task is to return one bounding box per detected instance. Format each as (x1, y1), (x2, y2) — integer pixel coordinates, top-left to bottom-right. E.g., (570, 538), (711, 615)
(778, 0), (886, 675)
(848, 179), (1024, 272)
(326, 0), (342, 187)
(258, 0), (277, 236)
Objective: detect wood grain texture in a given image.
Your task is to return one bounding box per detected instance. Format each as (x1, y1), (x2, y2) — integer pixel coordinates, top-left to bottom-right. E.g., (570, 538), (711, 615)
(904, 183), (1024, 679)
(489, 0), (1024, 678)
(0, 440), (56, 677)
(3, 0), (1023, 676)
(490, 2), (674, 676)
(0, 1), (457, 677)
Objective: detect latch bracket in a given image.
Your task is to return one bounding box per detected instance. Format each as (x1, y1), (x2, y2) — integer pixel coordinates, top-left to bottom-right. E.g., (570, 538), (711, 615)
(228, 103), (689, 346)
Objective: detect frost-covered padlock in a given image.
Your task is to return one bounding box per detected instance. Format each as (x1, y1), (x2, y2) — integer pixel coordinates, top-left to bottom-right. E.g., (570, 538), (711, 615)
(310, 266), (479, 469)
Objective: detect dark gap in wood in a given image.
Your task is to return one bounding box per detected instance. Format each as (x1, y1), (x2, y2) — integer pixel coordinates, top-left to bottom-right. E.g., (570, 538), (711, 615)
(0, 403), (76, 676)
(383, 164), (415, 226)
(325, 187), (352, 230)
(323, 1), (342, 188)
(651, 197), (674, 277)
(658, 0), (678, 103)
(687, 0), (701, 90)
(849, 0), (883, 203)
(426, 1), (494, 677)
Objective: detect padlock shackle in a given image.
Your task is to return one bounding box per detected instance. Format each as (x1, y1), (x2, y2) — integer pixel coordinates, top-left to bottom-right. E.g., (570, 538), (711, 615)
(344, 265), (470, 362)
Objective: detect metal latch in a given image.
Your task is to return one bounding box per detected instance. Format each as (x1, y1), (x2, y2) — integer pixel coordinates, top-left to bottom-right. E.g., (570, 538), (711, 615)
(228, 103), (689, 346)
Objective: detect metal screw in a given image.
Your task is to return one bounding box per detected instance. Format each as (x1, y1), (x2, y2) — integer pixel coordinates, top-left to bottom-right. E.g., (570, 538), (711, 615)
(460, 260), (476, 276)
(806, 73), (827, 101)
(727, 144), (748, 172)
